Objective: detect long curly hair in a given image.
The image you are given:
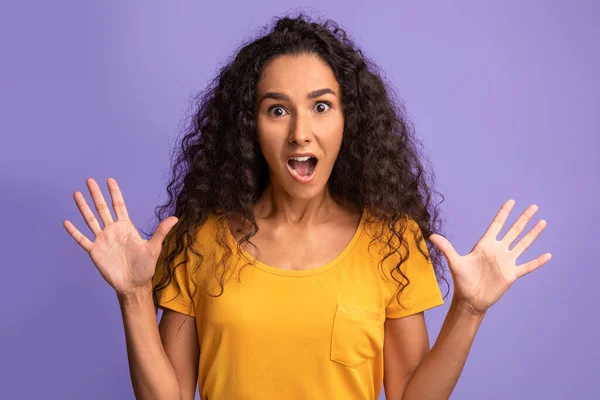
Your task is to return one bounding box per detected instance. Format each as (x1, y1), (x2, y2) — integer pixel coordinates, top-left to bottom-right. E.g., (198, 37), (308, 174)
(147, 12), (450, 317)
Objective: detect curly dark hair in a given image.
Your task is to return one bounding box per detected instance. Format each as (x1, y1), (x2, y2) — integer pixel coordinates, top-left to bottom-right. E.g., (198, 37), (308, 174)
(146, 12), (450, 318)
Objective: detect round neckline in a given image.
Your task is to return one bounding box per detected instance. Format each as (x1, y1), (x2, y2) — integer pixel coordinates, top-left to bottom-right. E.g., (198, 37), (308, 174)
(224, 208), (366, 277)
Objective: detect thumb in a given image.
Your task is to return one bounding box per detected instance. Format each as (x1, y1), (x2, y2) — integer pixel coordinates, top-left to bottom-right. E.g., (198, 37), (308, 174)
(428, 233), (460, 265)
(148, 216), (179, 251)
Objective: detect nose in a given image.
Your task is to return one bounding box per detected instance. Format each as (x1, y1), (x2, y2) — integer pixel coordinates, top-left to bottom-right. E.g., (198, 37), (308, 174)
(287, 111), (313, 144)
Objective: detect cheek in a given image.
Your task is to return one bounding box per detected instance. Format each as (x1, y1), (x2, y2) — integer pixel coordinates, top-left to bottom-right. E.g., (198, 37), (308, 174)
(324, 119), (344, 148)
(256, 131), (282, 164)
(326, 112), (344, 135)
(256, 116), (280, 141)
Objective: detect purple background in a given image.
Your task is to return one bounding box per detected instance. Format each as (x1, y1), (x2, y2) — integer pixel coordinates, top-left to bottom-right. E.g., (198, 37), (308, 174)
(2, 1), (598, 399)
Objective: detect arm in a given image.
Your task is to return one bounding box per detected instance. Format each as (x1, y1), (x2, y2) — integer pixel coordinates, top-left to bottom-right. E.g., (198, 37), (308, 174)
(158, 307), (200, 399)
(385, 199), (549, 399)
(383, 297), (485, 400)
(383, 311), (431, 399)
(398, 198), (549, 398)
(118, 285), (198, 400)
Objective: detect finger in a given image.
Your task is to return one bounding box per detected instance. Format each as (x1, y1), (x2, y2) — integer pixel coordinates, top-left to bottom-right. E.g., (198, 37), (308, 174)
(482, 199), (516, 239)
(501, 204), (539, 246)
(148, 216), (179, 255)
(515, 252), (552, 279)
(63, 219), (94, 253)
(86, 178), (115, 227)
(510, 219), (548, 257)
(429, 233), (461, 266)
(107, 177), (130, 221)
(74, 190), (102, 236)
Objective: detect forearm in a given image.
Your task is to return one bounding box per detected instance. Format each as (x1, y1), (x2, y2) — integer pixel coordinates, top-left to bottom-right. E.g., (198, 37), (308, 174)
(402, 297), (486, 400)
(118, 286), (182, 400)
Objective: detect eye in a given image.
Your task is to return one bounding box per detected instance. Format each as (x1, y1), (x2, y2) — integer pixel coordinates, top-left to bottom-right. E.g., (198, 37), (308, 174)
(314, 101), (332, 113)
(267, 101), (332, 118)
(267, 106), (288, 118)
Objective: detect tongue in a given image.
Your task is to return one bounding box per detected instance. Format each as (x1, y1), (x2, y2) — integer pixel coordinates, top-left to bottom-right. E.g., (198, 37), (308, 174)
(289, 159), (312, 176)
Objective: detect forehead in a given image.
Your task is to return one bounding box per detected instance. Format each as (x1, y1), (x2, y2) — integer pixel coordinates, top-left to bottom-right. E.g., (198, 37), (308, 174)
(257, 54), (339, 93)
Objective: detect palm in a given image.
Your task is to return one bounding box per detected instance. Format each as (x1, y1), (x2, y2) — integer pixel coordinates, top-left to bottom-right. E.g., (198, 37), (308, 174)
(63, 178), (179, 295)
(88, 220), (157, 292)
(429, 199), (552, 315)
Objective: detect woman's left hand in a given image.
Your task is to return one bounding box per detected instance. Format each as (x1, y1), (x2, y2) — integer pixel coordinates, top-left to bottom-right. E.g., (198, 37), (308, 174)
(428, 199), (552, 316)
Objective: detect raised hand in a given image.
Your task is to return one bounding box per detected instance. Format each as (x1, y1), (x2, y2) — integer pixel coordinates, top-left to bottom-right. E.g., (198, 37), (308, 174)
(428, 199), (551, 315)
(63, 178), (179, 296)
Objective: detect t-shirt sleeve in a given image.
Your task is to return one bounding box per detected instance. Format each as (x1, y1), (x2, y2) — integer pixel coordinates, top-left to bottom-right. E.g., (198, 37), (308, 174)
(385, 219), (444, 319)
(152, 226), (197, 317)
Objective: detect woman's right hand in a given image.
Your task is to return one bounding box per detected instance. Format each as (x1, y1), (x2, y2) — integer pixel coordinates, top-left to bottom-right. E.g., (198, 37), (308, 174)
(63, 177), (179, 296)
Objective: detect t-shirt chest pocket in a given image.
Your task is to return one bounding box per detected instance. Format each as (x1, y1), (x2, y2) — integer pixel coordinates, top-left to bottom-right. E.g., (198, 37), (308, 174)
(330, 303), (385, 368)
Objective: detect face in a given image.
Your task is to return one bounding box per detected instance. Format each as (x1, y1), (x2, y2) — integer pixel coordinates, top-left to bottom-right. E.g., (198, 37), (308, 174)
(255, 53), (344, 199)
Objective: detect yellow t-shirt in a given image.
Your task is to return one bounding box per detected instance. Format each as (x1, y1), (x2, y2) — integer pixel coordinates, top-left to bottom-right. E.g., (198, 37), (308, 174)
(154, 208), (444, 400)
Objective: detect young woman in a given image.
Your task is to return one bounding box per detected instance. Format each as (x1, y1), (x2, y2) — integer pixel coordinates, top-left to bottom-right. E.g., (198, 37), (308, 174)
(63, 14), (551, 400)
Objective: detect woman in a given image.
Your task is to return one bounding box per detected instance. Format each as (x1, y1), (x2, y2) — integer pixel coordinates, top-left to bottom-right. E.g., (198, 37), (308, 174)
(63, 14), (551, 400)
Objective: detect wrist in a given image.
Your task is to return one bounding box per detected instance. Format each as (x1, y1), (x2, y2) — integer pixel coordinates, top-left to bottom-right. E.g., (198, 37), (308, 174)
(451, 296), (487, 319)
(116, 284), (153, 305)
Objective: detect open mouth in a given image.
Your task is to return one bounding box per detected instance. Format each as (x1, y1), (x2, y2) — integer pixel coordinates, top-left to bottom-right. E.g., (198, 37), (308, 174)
(287, 156), (318, 177)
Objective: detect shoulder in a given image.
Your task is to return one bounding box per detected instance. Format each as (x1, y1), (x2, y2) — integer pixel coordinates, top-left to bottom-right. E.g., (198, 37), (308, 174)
(362, 209), (423, 255)
(159, 212), (228, 265)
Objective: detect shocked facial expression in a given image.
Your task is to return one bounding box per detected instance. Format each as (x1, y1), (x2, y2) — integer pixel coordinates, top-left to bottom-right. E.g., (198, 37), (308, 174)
(255, 53), (345, 199)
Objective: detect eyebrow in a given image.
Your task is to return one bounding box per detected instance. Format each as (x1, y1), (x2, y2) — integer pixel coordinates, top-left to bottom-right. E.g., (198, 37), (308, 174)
(259, 88), (337, 103)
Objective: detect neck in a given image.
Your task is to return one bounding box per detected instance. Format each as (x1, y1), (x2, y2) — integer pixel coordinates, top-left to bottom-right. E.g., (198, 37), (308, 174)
(253, 181), (339, 225)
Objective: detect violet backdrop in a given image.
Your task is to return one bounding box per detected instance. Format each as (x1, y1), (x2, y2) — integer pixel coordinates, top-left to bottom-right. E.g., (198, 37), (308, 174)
(1, 0), (598, 399)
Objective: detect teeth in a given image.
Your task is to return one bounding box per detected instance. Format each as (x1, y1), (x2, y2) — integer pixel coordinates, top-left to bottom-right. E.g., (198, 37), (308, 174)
(290, 156), (312, 161)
